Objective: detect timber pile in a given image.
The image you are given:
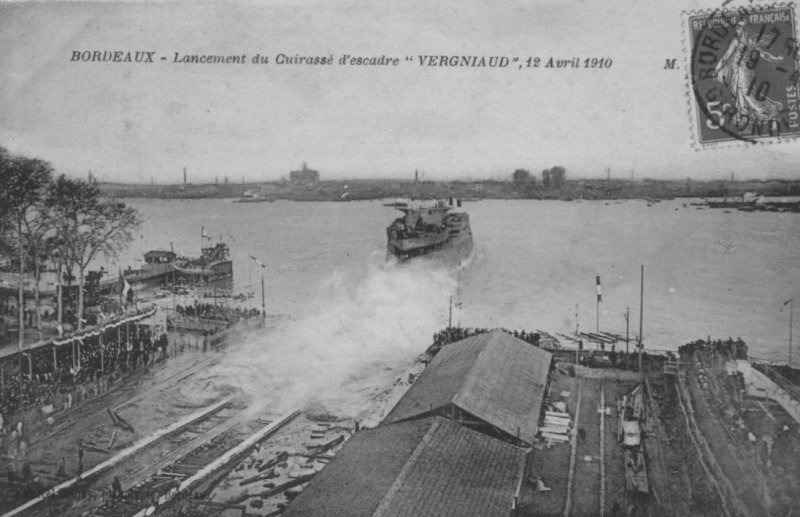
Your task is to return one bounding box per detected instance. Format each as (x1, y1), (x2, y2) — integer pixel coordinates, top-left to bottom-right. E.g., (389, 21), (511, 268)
(539, 404), (572, 443)
(624, 448), (649, 493)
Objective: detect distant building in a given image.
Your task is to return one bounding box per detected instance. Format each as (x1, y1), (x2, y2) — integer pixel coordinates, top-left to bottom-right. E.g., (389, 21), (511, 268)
(290, 163), (319, 185)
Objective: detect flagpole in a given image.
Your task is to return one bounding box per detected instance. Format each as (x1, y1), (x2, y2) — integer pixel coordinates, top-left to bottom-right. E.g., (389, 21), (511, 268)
(790, 298), (793, 366)
(596, 275), (601, 334)
(250, 256), (267, 323)
(449, 296), (453, 329)
(596, 298), (599, 334)
(261, 272), (265, 323)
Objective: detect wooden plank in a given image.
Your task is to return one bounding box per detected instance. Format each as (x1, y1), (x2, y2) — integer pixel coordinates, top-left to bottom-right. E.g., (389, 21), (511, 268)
(130, 409), (300, 517)
(2, 395), (237, 517)
(563, 380), (582, 517)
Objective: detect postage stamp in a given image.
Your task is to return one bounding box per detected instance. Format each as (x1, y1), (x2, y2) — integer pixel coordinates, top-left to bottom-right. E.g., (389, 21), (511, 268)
(686, 4), (800, 145)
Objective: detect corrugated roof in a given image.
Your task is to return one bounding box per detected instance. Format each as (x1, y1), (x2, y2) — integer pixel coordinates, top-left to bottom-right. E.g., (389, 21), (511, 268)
(282, 417), (524, 517)
(382, 329), (551, 445)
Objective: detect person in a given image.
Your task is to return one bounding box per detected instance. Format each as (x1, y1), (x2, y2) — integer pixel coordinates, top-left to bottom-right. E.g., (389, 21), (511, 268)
(112, 476), (124, 500)
(77, 439), (85, 474)
(56, 457), (66, 478)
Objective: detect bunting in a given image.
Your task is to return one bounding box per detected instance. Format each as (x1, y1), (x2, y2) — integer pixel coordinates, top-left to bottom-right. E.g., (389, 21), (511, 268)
(51, 307), (157, 347)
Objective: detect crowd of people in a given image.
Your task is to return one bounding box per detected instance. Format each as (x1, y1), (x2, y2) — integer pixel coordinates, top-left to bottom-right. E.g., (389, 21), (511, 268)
(427, 326), (542, 357)
(174, 302), (262, 324)
(0, 323), (169, 421)
(0, 296), (80, 332)
(678, 337), (749, 361)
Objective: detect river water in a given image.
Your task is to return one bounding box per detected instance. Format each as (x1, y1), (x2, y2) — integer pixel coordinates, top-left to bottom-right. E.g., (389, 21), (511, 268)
(106, 198), (799, 417)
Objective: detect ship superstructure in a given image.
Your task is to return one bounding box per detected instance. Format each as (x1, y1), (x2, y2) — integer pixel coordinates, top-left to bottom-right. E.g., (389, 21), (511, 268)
(386, 198), (473, 264)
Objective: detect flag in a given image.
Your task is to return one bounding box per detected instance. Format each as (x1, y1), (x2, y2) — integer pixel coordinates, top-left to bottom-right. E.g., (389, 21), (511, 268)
(250, 256), (266, 268)
(785, 299), (793, 306)
(596, 275), (602, 303)
(201, 226), (208, 238)
(122, 275), (131, 300)
(114, 268), (131, 302)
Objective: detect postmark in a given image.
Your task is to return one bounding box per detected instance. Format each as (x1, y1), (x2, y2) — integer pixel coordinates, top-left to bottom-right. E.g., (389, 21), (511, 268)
(686, 4), (800, 145)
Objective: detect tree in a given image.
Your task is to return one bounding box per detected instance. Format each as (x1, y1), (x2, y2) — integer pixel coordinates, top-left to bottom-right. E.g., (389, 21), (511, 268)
(48, 175), (140, 329)
(0, 153), (53, 353)
(541, 166), (567, 190)
(47, 175), (94, 327)
(550, 166), (566, 189)
(22, 198), (55, 340)
(512, 169), (531, 189)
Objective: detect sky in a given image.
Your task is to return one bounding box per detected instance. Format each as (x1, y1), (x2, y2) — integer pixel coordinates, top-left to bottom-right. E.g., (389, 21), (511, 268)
(2, 0), (800, 183)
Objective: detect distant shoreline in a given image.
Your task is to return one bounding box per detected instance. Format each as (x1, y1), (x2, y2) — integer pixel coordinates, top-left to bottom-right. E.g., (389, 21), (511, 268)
(99, 178), (800, 202)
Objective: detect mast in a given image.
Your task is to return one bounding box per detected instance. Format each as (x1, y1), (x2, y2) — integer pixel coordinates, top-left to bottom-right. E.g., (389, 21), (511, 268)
(638, 265), (644, 379)
(624, 306), (630, 369)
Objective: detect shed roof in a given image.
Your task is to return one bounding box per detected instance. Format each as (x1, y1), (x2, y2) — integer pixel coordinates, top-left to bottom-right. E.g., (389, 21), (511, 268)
(382, 329), (551, 445)
(282, 417), (524, 517)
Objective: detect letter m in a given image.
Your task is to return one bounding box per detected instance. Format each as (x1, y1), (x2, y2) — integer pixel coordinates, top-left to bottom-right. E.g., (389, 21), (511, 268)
(663, 58), (677, 70)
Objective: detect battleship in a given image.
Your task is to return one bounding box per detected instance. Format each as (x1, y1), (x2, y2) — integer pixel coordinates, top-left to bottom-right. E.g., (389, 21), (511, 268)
(386, 198), (473, 264)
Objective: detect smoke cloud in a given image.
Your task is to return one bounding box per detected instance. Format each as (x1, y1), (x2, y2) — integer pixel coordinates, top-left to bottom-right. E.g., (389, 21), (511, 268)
(200, 257), (457, 419)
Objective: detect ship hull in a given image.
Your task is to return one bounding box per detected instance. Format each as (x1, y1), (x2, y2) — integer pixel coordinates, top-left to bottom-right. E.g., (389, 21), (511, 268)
(387, 231), (473, 266)
(386, 201), (473, 266)
(174, 261), (233, 287)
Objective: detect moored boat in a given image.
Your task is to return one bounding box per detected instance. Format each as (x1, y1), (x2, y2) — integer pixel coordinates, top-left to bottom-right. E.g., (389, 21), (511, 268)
(236, 188), (275, 203)
(173, 241), (233, 288)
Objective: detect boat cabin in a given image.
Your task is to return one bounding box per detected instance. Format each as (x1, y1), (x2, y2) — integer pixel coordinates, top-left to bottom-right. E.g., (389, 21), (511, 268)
(144, 250), (177, 265)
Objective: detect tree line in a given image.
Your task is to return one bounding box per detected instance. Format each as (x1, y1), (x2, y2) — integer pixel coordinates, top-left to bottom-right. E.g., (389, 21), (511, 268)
(0, 147), (141, 350)
(512, 166), (566, 192)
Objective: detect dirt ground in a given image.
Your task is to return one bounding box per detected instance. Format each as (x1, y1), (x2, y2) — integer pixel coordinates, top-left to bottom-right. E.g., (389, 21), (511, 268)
(520, 370), (642, 517)
(1, 343), (235, 516)
(518, 362), (763, 517)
